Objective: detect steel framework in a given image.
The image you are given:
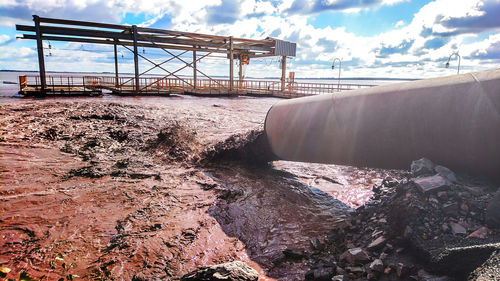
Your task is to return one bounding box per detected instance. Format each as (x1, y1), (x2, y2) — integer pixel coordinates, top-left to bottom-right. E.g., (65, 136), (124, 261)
(16, 15), (296, 94)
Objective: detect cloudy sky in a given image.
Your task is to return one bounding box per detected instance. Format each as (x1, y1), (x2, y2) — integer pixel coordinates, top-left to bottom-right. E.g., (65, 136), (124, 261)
(1, 0), (499, 79)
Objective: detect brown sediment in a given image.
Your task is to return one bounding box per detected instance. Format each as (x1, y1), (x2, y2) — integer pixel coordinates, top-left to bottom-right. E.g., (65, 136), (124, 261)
(0, 96), (415, 280)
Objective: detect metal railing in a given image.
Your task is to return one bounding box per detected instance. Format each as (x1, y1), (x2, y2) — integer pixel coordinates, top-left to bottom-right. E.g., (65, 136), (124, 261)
(20, 74), (376, 96)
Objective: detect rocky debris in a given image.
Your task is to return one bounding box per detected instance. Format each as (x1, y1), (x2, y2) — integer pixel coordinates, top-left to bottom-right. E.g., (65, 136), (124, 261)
(434, 165), (457, 183)
(339, 248), (370, 265)
(396, 263), (410, 278)
(367, 236), (386, 251)
(413, 174), (450, 194)
(180, 261), (258, 281)
(486, 189), (500, 229)
(313, 159), (499, 281)
(468, 250), (500, 280)
(369, 259), (384, 272)
(411, 158), (436, 177)
(450, 222), (467, 235)
(305, 263), (336, 281)
(468, 226), (490, 239)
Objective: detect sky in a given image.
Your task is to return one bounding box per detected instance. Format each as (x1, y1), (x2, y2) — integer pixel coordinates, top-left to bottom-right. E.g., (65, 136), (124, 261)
(0, 0), (500, 79)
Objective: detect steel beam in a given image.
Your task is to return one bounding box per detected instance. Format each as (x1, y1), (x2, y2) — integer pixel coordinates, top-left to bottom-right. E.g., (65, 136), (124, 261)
(17, 24), (273, 52)
(281, 56), (286, 92)
(33, 15), (46, 94)
(39, 16), (127, 30)
(229, 37), (234, 91)
(132, 25), (139, 93)
(193, 49), (197, 89)
(20, 34), (272, 56)
(114, 40), (119, 87)
(238, 58), (243, 89)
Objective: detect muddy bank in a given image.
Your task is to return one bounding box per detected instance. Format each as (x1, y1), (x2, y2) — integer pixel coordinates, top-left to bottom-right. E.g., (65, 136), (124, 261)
(1, 96), (497, 280)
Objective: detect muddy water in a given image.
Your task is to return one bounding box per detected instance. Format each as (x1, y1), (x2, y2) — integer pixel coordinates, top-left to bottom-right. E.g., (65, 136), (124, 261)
(0, 96), (403, 280)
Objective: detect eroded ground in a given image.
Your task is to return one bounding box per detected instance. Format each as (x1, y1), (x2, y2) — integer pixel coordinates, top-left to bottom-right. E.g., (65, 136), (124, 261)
(0, 96), (406, 280)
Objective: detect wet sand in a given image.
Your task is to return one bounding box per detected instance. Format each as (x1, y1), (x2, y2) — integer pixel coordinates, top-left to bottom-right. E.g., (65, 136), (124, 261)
(0, 96), (403, 280)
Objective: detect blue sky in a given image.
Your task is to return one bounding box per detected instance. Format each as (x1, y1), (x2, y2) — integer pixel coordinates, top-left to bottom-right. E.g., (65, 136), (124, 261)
(1, 0), (500, 78)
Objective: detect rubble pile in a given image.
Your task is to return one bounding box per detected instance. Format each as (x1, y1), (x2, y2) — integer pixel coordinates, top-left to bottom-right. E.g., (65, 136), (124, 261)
(305, 158), (500, 281)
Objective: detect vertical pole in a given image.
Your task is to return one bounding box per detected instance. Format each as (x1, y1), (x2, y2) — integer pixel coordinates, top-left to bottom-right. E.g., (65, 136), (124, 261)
(337, 60), (341, 91)
(113, 40), (119, 88)
(33, 15), (46, 94)
(229, 37), (234, 91)
(238, 57), (243, 89)
(281, 56), (286, 92)
(132, 25), (140, 93)
(193, 48), (197, 89)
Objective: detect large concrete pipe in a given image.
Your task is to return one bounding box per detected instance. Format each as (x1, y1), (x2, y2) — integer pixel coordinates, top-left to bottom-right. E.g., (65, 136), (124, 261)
(264, 69), (500, 179)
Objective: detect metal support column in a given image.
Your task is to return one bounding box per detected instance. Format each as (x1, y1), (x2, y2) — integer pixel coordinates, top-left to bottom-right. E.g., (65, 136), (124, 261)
(113, 40), (119, 87)
(33, 15), (46, 94)
(238, 58), (243, 89)
(132, 25), (140, 93)
(193, 49), (197, 89)
(281, 56), (286, 92)
(229, 37), (234, 91)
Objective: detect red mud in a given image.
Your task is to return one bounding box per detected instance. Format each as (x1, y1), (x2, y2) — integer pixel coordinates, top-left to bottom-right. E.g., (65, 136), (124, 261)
(0, 96), (403, 280)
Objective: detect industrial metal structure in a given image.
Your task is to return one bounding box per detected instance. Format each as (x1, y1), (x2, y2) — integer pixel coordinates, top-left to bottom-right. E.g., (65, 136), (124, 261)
(16, 15), (296, 95)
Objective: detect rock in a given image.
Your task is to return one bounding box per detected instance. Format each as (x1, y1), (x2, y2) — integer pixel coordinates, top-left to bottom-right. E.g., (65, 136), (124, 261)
(404, 226), (413, 238)
(396, 263), (409, 277)
(467, 226), (490, 239)
(437, 191), (448, 201)
(486, 190), (500, 229)
(384, 266), (392, 274)
(331, 275), (344, 281)
(450, 222), (467, 235)
(180, 261), (258, 281)
(413, 175), (449, 194)
(434, 165), (457, 183)
(411, 158), (435, 177)
(346, 266), (364, 273)
(442, 202), (459, 216)
(460, 203), (469, 212)
(310, 238), (324, 251)
(340, 248), (370, 265)
(441, 223), (450, 232)
(369, 259), (384, 272)
(367, 236), (386, 251)
(305, 265), (335, 281)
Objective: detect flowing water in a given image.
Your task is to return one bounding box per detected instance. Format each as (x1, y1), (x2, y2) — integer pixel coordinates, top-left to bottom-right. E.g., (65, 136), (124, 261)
(0, 82), (405, 280)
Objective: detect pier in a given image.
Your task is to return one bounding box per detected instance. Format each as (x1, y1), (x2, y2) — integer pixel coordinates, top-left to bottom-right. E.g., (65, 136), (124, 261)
(16, 15), (375, 98)
(18, 74), (375, 98)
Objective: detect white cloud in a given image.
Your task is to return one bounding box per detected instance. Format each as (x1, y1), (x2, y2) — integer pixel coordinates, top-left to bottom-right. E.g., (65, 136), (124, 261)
(2, 0), (500, 78)
(0, 34), (9, 44)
